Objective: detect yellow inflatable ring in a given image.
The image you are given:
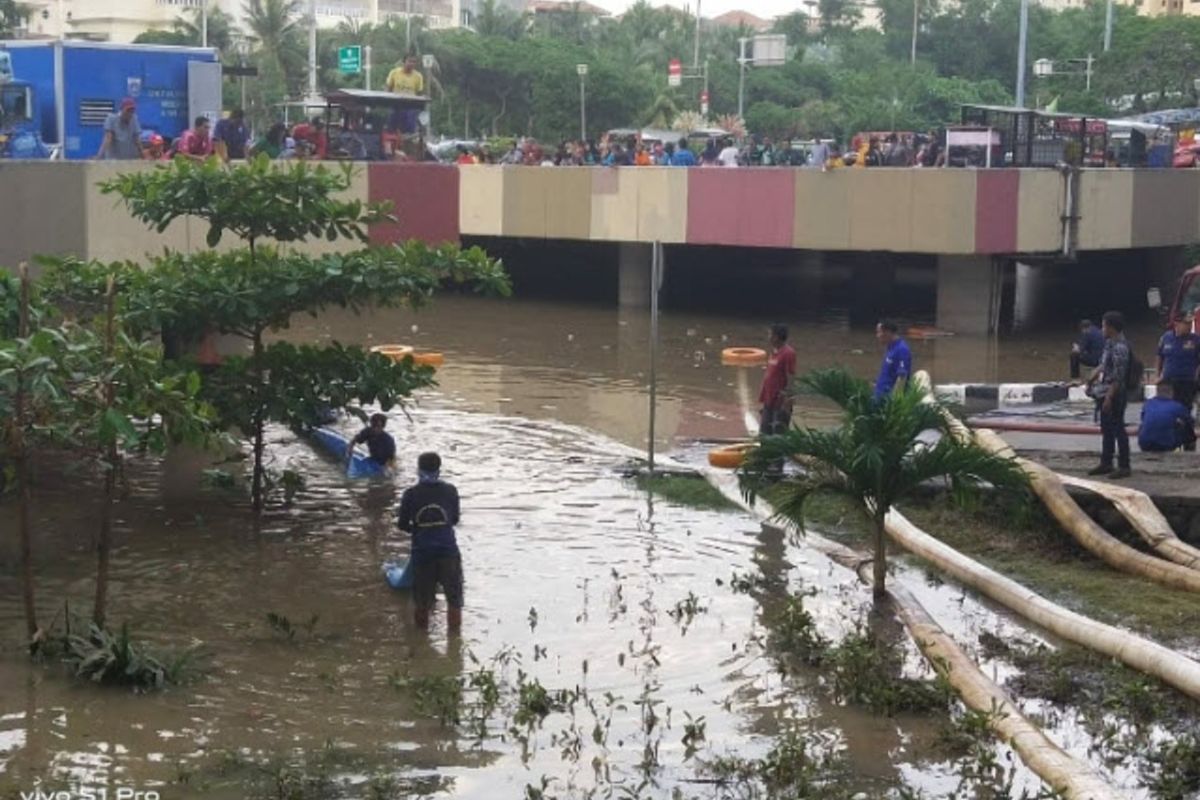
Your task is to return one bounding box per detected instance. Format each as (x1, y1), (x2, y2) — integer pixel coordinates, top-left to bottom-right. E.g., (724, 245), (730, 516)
(708, 442), (756, 469)
(412, 351), (445, 367)
(370, 344), (414, 362)
(721, 347), (768, 366)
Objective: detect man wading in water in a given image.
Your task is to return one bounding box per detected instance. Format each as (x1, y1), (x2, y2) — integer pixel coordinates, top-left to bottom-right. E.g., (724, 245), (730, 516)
(758, 324), (797, 478)
(397, 452), (463, 631)
(347, 413), (396, 468)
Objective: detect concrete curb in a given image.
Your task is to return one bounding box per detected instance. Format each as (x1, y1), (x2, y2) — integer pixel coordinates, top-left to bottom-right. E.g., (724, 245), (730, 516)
(934, 383), (1152, 406)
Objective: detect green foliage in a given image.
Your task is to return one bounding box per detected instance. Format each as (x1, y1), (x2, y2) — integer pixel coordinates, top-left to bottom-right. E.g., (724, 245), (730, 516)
(54, 158), (508, 512)
(1148, 733), (1200, 799)
(63, 622), (195, 690)
(99, 157), (387, 249)
(767, 592), (830, 667)
(741, 368), (1027, 596)
(705, 729), (851, 798)
(827, 627), (953, 715)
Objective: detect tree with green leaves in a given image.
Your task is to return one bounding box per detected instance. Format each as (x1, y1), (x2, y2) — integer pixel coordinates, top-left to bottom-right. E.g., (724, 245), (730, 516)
(740, 368), (1026, 601)
(73, 157), (508, 514)
(1, 266), (215, 646)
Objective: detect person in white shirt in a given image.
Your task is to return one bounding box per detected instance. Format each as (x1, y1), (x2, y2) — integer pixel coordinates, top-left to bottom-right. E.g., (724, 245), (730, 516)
(718, 138), (741, 167)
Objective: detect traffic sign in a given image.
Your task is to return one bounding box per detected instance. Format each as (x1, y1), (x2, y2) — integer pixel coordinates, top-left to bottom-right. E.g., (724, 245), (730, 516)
(668, 58), (682, 87)
(338, 46), (363, 75)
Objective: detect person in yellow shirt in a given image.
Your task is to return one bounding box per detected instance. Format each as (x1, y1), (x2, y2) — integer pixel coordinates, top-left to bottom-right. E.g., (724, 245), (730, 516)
(386, 54), (424, 95)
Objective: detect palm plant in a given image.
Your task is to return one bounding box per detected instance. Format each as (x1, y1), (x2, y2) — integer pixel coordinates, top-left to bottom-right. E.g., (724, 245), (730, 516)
(740, 368), (1027, 601)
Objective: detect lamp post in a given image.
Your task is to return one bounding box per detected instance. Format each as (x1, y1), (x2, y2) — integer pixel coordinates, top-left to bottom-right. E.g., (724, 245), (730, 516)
(693, 0), (702, 69)
(1015, 0), (1029, 107)
(423, 53), (435, 139)
(737, 37), (749, 119)
(307, 0), (318, 103)
(910, 0), (918, 64)
(577, 63), (588, 142)
(1104, 0), (1114, 52)
(201, 0), (208, 48)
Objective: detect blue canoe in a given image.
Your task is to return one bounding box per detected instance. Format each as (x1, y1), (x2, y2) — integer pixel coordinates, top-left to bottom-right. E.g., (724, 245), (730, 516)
(309, 426), (388, 479)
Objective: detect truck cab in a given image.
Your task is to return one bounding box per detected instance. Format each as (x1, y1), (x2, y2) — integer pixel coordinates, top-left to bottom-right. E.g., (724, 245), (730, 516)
(0, 79), (49, 159)
(1168, 266), (1200, 333)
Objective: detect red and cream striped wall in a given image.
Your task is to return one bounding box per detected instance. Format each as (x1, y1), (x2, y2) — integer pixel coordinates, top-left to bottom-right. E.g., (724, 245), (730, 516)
(1, 162), (1197, 269)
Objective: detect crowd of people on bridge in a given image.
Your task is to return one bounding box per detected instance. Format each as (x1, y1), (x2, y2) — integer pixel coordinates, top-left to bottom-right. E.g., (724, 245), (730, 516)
(452, 131), (944, 170)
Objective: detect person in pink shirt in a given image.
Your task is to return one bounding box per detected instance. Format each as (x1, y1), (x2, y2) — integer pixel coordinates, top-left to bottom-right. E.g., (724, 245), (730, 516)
(172, 116), (213, 161)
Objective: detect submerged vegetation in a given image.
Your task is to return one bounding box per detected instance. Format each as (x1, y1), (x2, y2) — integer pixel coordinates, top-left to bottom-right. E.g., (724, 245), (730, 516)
(633, 471), (740, 512)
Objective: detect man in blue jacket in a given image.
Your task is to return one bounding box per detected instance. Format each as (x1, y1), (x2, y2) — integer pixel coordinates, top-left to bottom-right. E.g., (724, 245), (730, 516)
(397, 452), (463, 631)
(1139, 382), (1196, 453)
(874, 320), (913, 401)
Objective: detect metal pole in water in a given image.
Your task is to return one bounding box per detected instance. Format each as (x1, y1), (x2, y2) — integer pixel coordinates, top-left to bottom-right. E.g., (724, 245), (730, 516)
(648, 243), (662, 474)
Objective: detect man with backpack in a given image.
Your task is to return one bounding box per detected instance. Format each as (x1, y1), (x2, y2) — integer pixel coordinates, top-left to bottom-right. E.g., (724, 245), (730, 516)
(1086, 311), (1138, 479)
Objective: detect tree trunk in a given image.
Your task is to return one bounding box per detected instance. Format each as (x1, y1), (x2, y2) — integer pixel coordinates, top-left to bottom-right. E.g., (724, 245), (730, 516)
(251, 332), (266, 514)
(94, 464), (116, 627)
(15, 264), (38, 650)
(94, 276), (118, 628)
(872, 513), (887, 601)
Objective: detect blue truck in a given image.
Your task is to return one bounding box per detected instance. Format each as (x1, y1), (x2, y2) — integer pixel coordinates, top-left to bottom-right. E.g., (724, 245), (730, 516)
(0, 40), (220, 160)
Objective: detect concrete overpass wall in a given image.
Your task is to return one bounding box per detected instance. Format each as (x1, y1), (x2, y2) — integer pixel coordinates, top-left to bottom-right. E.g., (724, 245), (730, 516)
(2, 162), (1199, 267)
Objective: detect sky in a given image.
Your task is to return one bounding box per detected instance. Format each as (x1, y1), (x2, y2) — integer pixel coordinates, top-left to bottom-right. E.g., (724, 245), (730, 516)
(590, 0), (806, 19)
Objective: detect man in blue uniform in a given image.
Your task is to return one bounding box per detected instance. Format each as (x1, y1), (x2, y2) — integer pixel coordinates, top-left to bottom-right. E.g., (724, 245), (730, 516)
(1086, 311), (1132, 478)
(1139, 382), (1196, 452)
(397, 452), (463, 631)
(874, 320), (913, 400)
(1156, 313), (1200, 428)
(1070, 319), (1105, 380)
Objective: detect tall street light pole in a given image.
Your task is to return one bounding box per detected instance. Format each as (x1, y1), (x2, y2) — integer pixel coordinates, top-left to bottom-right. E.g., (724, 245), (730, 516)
(737, 37), (749, 119)
(201, 0), (208, 48)
(577, 64), (588, 142)
(1015, 0), (1029, 107)
(1103, 0), (1114, 51)
(910, 0), (918, 64)
(693, 0), (702, 69)
(406, 0), (413, 50)
(307, 0), (318, 101)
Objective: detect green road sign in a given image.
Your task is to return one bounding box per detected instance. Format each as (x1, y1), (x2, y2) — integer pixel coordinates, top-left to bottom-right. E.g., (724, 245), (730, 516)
(338, 46), (362, 75)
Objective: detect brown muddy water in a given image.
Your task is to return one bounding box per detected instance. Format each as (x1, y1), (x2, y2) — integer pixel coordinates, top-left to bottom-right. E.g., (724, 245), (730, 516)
(0, 297), (1175, 798)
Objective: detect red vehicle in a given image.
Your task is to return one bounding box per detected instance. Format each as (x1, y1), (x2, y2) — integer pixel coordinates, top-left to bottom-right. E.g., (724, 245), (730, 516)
(1165, 265), (1200, 331)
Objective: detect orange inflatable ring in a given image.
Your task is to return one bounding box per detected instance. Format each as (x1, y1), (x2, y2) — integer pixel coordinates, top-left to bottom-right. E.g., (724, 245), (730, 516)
(906, 326), (954, 340)
(721, 347), (768, 366)
(370, 344), (415, 362)
(708, 442), (756, 469)
(412, 352), (445, 367)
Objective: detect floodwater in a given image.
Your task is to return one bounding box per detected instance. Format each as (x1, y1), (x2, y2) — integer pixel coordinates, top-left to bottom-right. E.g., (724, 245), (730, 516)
(0, 295), (1172, 798)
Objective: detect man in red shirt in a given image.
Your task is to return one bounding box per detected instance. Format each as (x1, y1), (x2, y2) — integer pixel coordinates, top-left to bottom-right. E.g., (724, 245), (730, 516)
(758, 324), (797, 475)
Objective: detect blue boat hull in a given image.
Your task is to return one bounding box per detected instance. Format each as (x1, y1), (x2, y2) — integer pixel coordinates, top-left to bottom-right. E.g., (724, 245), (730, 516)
(309, 427), (387, 479)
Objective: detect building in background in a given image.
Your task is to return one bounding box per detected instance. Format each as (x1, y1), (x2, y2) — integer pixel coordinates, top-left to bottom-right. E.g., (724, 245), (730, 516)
(7, 0), (525, 43)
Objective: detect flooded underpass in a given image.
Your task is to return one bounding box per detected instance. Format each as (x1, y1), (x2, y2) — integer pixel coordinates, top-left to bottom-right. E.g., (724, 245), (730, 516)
(0, 295), (1191, 798)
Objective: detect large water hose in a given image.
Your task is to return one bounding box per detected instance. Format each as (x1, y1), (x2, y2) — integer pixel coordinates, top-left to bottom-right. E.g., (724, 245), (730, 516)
(917, 372), (1200, 582)
(884, 507), (1200, 703)
(702, 469), (1124, 800)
